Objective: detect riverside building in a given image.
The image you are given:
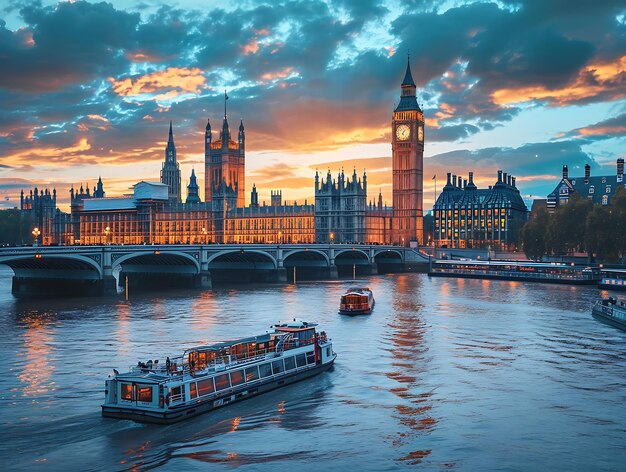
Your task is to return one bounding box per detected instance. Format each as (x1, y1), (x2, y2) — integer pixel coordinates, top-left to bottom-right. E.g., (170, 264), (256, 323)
(21, 59), (425, 247)
(433, 171), (528, 250)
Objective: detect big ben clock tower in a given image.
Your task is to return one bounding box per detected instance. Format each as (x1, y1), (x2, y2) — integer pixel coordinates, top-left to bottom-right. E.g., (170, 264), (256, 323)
(392, 56), (424, 246)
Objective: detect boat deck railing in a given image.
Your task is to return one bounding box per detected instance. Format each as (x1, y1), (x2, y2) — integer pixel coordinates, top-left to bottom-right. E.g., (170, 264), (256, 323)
(126, 333), (328, 378)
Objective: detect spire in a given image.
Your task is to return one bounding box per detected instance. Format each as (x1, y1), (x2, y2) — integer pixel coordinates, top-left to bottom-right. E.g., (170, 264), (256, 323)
(222, 115), (230, 142)
(165, 121), (176, 162)
(206, 118), (211, 131)
(186, 168), (200, 204)
(395, 52), (420, 112)
(402, 52), (415, 87)
(224, 90), (229, 119)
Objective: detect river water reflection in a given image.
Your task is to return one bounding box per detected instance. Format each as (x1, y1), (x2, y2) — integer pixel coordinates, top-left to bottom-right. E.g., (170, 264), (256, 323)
(0, 266), (625, 471)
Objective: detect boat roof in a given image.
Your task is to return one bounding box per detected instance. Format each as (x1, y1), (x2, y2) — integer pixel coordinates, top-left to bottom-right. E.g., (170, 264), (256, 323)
(274, 320), (317, 330)
(601, 268), (626, 274)
(434, 260), (592, 269)
(187, 333), (273, 353)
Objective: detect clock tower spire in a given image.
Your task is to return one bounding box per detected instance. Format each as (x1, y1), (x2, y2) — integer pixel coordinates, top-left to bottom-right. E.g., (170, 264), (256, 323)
(391, 54), (424, 246)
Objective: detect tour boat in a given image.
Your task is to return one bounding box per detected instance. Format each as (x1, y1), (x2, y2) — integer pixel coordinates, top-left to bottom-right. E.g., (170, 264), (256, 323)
(102, 320), (336, 424)
(592, 297), (626, 331)
(429, 260), (601, 285)
(339, 287), (375, 315)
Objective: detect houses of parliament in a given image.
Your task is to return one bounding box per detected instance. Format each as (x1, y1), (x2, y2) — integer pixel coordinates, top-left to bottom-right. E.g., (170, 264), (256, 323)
(21, 60), (425, 247)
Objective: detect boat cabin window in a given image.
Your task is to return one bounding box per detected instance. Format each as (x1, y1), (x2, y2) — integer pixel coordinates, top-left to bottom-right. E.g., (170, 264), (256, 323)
(215, 374), (231, 391)
(121, 383), (133, 401)
(245, 366), (259, 382)
(190, 382), (198, 399)
(296, 353), (307, 368)
(306, 352), (316, 365)
(284, 357), (296, 371)
(197, 378), (214, 396)
(137, 386), (153, 403)
(259, 363), (272, 378)
(230, 370), (245, 386)
(272, 360), (284, 375)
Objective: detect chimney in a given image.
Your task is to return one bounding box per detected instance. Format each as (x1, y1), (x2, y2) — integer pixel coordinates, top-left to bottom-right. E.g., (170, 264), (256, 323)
(497, 170), (503, 182)
(468, 172), (474, 185)
(512, 176), (516, 188)
(508, 174), (512, 186)
(463, 179), (467, 188)
(458, 176), (462, 188)
(562, 165), (568, 179)
(503, 172), (508, 185)
(584, 164), (590, 183)
(446, 173), (451, 185)
(618, 158), (624, 182)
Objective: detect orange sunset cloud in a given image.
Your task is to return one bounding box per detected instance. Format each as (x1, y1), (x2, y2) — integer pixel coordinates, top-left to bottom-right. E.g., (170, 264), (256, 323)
(109, 67), (206, 100)
(492, 55), (626, 106)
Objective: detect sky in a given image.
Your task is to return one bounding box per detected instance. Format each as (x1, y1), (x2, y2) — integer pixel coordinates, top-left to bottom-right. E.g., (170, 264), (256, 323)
(0, 0), (625, 211)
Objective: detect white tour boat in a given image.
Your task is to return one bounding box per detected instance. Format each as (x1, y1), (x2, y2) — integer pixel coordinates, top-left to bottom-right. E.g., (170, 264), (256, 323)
(102, 320), (336, 424)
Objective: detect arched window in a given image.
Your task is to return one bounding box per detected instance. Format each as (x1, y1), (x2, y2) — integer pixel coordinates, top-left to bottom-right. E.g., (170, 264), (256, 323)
(602, 195), (608, 205)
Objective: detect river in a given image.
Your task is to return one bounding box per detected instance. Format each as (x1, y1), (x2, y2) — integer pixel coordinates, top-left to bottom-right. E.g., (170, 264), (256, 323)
(0, 266), (625, 471)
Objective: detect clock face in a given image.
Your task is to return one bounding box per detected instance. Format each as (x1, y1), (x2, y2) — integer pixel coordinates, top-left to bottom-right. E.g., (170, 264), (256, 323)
(418, 125), (424, 142)
(396, 124), (411, 141)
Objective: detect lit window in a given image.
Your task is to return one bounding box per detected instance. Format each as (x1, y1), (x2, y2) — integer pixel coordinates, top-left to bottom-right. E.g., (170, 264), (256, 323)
(602, 195), (608, 205)
(121, 383), (133, 401)
(137, 386), (152, 403)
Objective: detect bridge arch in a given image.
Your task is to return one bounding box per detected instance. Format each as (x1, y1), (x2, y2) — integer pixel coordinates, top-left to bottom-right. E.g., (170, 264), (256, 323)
(207, 249), (277, 270)
(334, 248), (371, 265)
(112, 251), (201, 274)
(283, 249), (330, 267)
(283, 249), (330, 281)
(373, 249), (404, 274)
(0, 254), (103, 279)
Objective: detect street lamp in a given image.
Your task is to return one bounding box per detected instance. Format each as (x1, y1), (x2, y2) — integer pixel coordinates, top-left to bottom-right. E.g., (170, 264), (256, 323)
(202, 227), (207, 244)
(401, 237), (405, 247)
(278, 230), (282, 244)
(330, 232), (334, 244)
(32, 227), (40, 247)
(104, 226), (111, 245)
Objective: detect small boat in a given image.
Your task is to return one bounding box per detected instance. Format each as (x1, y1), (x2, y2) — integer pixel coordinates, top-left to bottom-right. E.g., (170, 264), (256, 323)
(102, 320), (336, 424)
(592, 297), (626, 331)
(339, 287), (375, 315)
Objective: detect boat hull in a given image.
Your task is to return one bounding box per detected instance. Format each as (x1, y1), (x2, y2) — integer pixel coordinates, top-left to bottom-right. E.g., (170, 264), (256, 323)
(598, 283), (626, 291)
(592, 305), (626, 331)
(102, 358), (335, 424)
(339, 303), (373, 316)
(429, 271), (598, 285)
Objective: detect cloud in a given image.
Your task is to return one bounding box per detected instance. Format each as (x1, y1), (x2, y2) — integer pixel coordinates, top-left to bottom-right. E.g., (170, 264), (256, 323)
(492, 55), (626, 106)
(1, 0), (625, 205)
(109, 67), (207, 102)
(0, 1), (139, 92)
(561, 113), (626, 140)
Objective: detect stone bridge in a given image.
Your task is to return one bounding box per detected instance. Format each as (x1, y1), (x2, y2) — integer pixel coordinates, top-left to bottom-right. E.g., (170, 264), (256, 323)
(0, 244), (429, 296)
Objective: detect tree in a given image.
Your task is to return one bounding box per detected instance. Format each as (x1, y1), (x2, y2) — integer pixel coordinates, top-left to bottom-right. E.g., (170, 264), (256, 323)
(0, 209), (34, 246)
(611, 186), (626, 263)
(521, 207), (549, 260)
